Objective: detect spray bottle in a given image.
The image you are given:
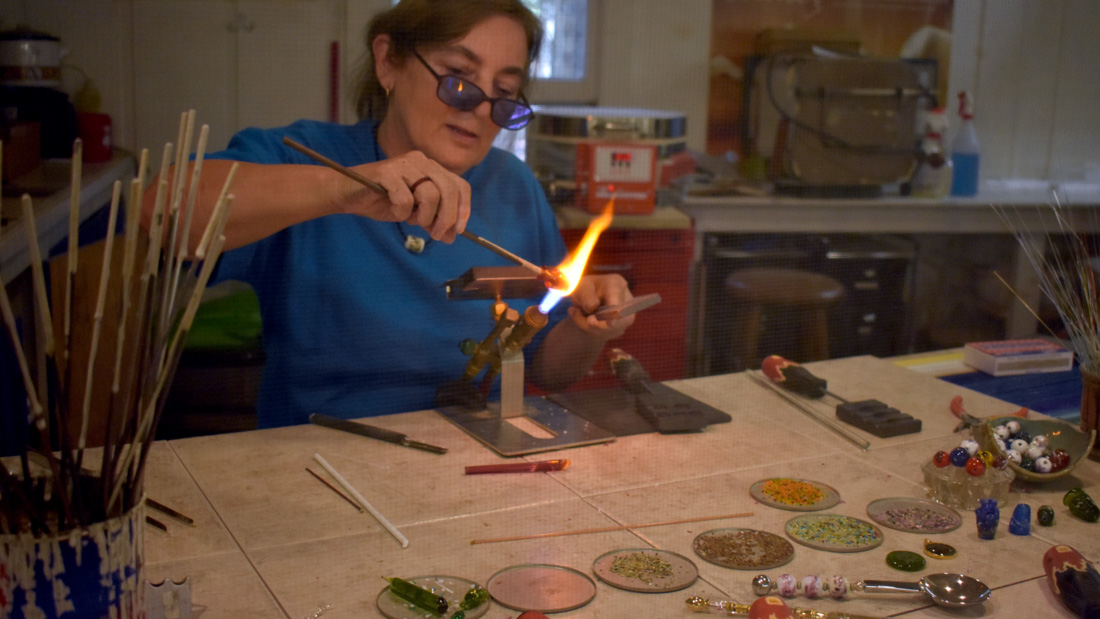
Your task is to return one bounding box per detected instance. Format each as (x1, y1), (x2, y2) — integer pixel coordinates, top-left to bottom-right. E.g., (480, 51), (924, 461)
(911, 107), (952, 198)
(950, 91), (981, 197)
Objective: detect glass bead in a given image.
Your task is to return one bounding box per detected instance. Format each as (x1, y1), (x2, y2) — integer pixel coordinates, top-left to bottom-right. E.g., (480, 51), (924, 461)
(1006, 450), (1022, 465)
(828, 575), (848, 599)
(965, 457), (986, 476)
(1010, 438), (1030, 453)
(1006, 420), (1021, 434)
(1026, 445), (1046, 461)
(993, 424), (1010, 440)
(1037, 505), (1055, 526)
(991, 454), (1008, 469)
(950, 447), (971, 467)
(996, 438), (1007, 453)
(1034, 456), (1053, 474)
(776, 573), (798, 598)
(960, 439), (979, 456)
(1064, 488), (1100, 522)
(1031, 435), (1050, 450)
(801, 575), (823, 599)
(975, 498), (999, 540)
(1050, 449), (1071, 471)
(1014, 430), (1031, 444)
(886, 550), (926, 572)
(1009, 504), (1031, 535)
(1019, 457), (1035, 471)
(977, 450), (994, 467)
(933, 450), (951, 467)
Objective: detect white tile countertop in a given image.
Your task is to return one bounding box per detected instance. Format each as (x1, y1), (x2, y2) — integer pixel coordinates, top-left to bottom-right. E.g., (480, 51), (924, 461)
(142, 356), (1100, 618)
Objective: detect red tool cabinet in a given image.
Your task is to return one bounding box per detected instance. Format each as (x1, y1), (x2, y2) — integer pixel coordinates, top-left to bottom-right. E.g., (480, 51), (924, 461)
(557, 216), (694, 392)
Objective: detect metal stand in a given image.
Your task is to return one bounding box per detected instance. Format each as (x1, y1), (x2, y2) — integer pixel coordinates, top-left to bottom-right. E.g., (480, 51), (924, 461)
(438, 347), (615, 457)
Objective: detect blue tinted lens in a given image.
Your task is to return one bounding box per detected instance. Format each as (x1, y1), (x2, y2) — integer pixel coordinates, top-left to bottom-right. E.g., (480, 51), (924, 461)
(438, 76), (484, 111)
(436, 71), (532, 130)
(492, 100), (533, 130)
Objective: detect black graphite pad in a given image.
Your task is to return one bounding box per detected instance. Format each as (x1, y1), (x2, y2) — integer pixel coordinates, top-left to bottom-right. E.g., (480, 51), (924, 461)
(548, 384), (731, 436)
(835, 399), (922, 438)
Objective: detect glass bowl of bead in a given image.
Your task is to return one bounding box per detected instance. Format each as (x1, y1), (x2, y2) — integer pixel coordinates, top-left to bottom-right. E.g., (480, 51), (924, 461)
(921, 438), (1014, 510)
(973, 417), (1096, 483)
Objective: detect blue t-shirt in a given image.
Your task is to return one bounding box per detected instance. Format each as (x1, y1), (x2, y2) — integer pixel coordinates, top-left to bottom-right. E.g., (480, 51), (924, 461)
(207, 119), (566, 428)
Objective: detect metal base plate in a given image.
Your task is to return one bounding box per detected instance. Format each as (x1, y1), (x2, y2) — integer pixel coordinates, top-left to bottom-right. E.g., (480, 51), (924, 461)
(438, 397), (615, 457)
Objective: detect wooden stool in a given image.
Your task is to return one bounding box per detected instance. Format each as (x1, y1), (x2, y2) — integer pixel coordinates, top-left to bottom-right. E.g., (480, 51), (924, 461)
(725, 267), (845, 370)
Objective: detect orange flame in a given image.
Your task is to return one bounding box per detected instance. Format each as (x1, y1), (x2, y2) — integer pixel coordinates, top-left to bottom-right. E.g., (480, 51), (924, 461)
(556, 199), (614, 294)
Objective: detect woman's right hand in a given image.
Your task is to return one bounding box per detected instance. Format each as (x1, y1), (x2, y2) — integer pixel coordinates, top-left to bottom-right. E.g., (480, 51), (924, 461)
(340, 150), (471, 243)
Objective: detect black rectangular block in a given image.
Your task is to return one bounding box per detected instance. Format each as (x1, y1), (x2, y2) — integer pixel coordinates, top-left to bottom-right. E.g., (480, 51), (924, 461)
(835, 399), (922, 438)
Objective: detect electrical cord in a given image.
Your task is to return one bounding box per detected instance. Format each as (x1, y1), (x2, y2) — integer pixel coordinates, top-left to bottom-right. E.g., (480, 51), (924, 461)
(761, 51), (937, 156)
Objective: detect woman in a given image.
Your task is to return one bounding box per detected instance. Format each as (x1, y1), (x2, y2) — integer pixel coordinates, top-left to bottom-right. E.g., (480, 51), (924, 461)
(147, 0), (634, 428)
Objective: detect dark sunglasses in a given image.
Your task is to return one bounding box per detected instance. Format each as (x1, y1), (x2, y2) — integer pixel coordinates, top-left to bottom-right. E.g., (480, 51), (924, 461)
(413, 52), (534, 130)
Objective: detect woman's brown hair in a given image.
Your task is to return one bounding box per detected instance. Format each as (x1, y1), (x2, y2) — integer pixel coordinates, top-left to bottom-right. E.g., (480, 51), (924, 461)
(355, 0), (544, 121)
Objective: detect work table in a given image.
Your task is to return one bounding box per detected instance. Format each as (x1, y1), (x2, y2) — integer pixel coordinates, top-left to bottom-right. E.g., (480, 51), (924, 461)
(142, 356), (1099, 617)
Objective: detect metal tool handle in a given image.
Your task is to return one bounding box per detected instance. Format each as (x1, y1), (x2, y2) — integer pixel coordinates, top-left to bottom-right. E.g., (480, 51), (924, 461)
(310, 413), (406, 443)
(860, 580), (922, 594)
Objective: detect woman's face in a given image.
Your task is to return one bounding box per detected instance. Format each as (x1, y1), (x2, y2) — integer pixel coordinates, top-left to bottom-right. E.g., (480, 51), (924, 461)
(377, 15), (529, 175)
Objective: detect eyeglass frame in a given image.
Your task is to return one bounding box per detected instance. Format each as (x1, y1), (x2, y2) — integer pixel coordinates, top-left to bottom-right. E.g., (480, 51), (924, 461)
(412, 51), (534, 131)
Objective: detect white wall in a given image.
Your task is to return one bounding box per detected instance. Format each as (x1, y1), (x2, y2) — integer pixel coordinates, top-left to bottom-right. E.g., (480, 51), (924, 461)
(949, 0), (1100, 183)
(595, 0), (712, 152)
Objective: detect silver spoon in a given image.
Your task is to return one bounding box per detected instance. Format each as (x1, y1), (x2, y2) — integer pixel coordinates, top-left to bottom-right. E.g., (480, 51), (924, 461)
(860, 573), (991, 608)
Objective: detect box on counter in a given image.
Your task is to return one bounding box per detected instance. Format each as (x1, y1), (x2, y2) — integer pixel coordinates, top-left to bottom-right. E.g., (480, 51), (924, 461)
(574, 141), (657, 214)
(963, 338), (1075, 376)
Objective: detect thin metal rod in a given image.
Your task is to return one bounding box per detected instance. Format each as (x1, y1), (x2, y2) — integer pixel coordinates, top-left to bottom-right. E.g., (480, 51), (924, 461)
(458, 230), (541, 275)
(145, 497), (195, 525)
(747, 370), (871, 451)
(470, 511), (754, 545)
(305, 467), (364, 513)
(282, 137), (542, 275)
(282, 136), (386, 194)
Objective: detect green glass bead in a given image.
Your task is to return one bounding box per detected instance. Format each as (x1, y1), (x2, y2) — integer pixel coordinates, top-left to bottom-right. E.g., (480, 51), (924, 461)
(386, 577), (448, 615)
(458, 339), (478, 356)
(1064, 488), (1100, 523)
(460, 586), (489, 611)
(1037, 505), (1055, 526)
(886, 550), (926, 572)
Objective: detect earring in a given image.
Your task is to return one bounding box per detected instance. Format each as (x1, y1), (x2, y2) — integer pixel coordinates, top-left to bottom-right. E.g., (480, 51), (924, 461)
(384, 86), (391, 98)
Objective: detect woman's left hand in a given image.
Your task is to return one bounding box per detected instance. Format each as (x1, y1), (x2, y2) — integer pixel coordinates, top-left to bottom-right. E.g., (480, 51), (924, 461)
(566, 274), (635, 341)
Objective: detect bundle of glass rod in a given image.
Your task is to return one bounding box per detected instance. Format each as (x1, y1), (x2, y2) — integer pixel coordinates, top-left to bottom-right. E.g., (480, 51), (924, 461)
(994, 193), (1100, 376)
(0, 110), (237, 535)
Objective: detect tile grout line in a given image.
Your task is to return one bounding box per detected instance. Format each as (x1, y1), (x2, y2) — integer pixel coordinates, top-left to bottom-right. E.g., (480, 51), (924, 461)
(166, 439), (293, 619)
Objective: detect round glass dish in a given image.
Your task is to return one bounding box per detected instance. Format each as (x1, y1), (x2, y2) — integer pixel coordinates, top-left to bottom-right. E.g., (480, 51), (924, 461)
(376, 575), (489, 619)
(592, 548), (698, 593)
(784, 513), (883, 553)
(750, 478), (841, 511)
(867, 496), (962, 533)
(486, 564), (596, 613)
(692, 528), (794, 570)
